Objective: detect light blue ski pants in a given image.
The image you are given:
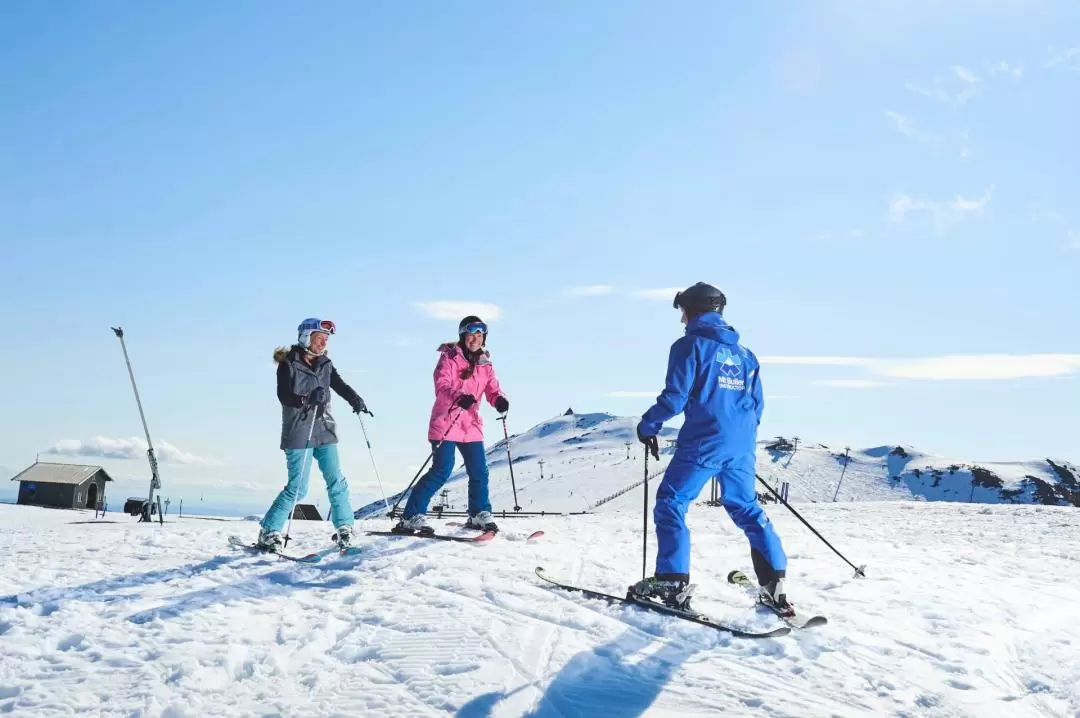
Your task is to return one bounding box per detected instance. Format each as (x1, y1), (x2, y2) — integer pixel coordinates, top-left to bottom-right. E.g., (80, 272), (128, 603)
(260, 444), (353, 532)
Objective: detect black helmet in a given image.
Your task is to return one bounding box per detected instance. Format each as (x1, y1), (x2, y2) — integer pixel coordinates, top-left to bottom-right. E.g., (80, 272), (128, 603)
(673, 282), (726, 315)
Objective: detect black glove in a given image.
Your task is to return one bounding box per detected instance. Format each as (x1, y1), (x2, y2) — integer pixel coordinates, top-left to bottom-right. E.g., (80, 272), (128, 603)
(455, 394), (477, 410)
(352, 397), (373, 416)
(308, 387), (328, 406)
(494, 396), (509, 414)
(636, 422), (659, 461)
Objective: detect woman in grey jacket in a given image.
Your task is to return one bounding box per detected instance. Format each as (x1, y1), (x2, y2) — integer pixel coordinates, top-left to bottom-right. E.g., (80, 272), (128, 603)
(257, 318), (371, 552)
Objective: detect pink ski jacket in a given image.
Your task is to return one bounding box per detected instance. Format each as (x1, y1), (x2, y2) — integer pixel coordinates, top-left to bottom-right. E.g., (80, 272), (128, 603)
(427, 342), (505, 443)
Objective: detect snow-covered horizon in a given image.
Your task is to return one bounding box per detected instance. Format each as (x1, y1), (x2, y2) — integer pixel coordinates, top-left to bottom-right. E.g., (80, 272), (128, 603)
(6, 410), (1077, 521)
(354, 410), (1080, 520)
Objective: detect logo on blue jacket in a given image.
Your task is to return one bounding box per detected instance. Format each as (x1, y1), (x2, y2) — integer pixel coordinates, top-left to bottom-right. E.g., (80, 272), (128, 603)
(716, 348), (745, 390)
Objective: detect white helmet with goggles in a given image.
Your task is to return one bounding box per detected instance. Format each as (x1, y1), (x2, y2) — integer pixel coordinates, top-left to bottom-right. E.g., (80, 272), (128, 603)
(297, 317), (336, 354)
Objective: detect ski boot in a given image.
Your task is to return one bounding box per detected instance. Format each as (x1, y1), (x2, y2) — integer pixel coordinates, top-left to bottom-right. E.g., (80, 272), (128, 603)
(331, 525), (353, 551)
(392, 514), (435, 536)
(758, 577), (795, 618)
(465, 510), (498, 533)
(628, 576), (696, 612)
(256, 528), (284, 554)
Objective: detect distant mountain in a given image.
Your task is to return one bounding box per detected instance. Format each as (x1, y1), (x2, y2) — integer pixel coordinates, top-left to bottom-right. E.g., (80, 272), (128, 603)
(355, 412), (1079, 519)
(756, 437), (1079, 507)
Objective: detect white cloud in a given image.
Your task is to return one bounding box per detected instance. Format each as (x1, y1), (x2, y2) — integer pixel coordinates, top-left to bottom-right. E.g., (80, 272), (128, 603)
(46, 437), (220, 465)
(878, 354), (1080, 381)
(566, 285), (615, 297)
(888, 186), (993, 227)
(814, 379), (890, 389)
(606, 391), (658, 398)
(906, 65), (981, 105)
(989, 60), (1023, 80)
(632, 287), (683, 301)
(760, 356), (874, 366)
(414, 301), (502, 321)
(764, 353), (1080, 381)
(1045, 46), (1079, 71)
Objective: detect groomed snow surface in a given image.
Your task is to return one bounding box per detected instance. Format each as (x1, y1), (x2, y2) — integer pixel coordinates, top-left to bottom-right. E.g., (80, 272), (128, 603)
(2, 501), (1078, 717)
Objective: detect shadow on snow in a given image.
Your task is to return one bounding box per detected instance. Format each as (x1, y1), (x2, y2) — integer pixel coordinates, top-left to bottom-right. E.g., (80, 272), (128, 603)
(0, 554), (247, 609)
(456, 627), (700, 718)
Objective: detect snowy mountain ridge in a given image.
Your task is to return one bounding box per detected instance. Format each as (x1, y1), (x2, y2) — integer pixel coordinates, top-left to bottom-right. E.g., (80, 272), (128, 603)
(355, 410), (1079, 519)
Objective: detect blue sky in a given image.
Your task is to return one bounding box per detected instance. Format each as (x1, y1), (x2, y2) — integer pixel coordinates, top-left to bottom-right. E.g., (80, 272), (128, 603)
(2, 1), (1077, 512)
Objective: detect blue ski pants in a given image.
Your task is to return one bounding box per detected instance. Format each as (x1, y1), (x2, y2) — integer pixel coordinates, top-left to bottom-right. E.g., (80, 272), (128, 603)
(403, 440), (490, 518)
(261, 444), (353, 532)
(654, 452), (787, 583)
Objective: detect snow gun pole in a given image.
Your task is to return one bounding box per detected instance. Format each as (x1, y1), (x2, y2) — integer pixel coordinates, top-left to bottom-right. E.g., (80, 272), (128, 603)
(356, 415), (389, 512)
(111, 327), (161, 523)
(387, 406), (464, 518)
(283, 407), (320, 548)
(756, 474), (867, 578)
(642, 449), (649, 581)
(497, 415), (521, 511)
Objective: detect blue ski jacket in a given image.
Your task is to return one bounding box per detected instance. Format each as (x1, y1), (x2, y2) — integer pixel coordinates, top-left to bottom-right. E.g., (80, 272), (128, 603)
(638, 312), (763, 467)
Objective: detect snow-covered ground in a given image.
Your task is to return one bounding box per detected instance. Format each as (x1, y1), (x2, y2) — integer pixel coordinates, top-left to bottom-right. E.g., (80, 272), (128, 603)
(2, 499), (1079, 717)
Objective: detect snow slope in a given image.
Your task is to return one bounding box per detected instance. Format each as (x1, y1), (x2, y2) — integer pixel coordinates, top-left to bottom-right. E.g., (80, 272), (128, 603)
(2, 501), (1079, 717)
(356, 412), (1079, 518)
(757, 438), (1080, 506)
(355, 412), (680, 518)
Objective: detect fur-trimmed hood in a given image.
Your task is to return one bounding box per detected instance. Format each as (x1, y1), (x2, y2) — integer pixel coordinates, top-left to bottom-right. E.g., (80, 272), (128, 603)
(438, 341), (491, 366)
(274, 344), (331, 364)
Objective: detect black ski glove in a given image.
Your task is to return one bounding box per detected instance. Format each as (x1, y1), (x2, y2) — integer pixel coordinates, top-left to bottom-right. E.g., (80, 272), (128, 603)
(308, 387), (328, 406)
(494, 396), (509, 414)
(455, 394), (477, 410)
(636, 421), (659, 461)
(352, 397), (373, 417)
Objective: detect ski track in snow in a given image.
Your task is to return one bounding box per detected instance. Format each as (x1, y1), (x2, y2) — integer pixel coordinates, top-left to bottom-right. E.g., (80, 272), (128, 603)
(1, 502), (1079, 717)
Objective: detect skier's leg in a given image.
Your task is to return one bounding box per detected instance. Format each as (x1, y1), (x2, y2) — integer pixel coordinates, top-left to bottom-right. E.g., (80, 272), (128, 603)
(401, 440), (457, 518)
(259, 448), (313, 533)
(718, 453), (788, 584)
(314, 444), (353, 530)
(652, 455), (716, 581)
(460, 442), (491, 515)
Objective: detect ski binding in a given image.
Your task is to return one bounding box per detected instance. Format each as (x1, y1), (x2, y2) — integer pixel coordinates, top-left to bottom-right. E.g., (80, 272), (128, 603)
(727, 570), (827, 629)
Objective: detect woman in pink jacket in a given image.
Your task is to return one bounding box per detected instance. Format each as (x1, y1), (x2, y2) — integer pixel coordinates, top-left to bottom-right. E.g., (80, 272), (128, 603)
(396, 315), (509, 535)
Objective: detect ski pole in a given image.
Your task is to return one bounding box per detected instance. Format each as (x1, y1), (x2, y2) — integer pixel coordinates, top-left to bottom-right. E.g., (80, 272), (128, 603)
(497, 414), (521, 511)
(283, 406), (320, 548)
(356, 414), (389, 512)
(642, 449), (649, 581)
(387, 405), (465, 518)
(756, 474), (867, 578)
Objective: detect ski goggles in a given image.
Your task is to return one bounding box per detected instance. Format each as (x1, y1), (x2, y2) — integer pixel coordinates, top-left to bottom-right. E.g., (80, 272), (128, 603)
(299, 318), (336, 335)
(459, 321), (487, 335)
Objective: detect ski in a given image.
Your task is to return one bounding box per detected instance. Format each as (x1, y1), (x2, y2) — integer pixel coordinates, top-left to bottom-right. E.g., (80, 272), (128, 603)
(228, 535), (362, 563)
(366, 529), (497, 543)
(726, 570), (828, 630)
(445, 521), (545, 541)
(534, 567), (791, 639)
(228, 535), (323, 563)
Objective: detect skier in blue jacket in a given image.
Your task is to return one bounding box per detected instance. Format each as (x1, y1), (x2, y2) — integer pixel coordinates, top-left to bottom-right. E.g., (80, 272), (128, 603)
(631, 282), (791, 614)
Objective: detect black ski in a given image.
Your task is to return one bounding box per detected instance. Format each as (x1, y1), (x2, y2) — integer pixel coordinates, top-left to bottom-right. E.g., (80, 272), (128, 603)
(228, 535), (362, 563)
(228, 535), (323, 563)
(366, 529), (497, 544)
(727, 570), (828, 629)
(534, 567), (790, 639)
